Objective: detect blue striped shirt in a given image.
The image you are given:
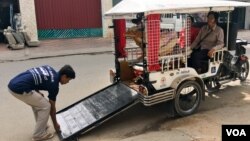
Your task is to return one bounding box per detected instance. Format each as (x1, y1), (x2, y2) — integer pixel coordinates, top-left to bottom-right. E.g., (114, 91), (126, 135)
(8, 65), (59, 101)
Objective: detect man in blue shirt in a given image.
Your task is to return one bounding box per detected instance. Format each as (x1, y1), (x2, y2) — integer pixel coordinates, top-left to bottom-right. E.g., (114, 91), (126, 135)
(8, 65), (75, 141)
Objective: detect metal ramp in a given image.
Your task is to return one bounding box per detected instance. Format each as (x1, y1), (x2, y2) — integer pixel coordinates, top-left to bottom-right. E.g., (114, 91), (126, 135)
(56, 83), (139, 140)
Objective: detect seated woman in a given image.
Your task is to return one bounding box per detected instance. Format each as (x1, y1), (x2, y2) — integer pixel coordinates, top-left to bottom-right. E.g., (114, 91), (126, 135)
(179, 16), (200, 48)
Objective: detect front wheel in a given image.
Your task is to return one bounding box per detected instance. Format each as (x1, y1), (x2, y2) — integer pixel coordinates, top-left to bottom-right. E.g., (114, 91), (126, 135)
(238, 60), (249, 82)
(174, 80), (203, 116)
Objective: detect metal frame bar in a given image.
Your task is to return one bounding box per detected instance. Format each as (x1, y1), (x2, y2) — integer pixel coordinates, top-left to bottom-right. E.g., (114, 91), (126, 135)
(139, 89), (175, 106)
(226, 11), (230, 49)
(185, 14), (188, 68)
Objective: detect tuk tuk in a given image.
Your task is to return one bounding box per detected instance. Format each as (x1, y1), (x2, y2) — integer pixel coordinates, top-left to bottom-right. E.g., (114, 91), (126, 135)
(56, 0), (250, 140)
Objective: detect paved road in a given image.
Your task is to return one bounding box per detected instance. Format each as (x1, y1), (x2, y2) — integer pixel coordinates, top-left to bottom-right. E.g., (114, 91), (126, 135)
(0, 54), (113, 141)
(0, 51), (250, 141)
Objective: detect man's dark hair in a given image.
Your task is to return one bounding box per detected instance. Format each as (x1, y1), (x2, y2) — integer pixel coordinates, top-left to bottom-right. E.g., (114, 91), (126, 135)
(59, 65), (75, 79)
(207, 11), (219, 23)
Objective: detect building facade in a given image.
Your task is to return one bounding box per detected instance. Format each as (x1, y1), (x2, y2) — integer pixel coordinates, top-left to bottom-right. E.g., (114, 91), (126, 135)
(0, 0), (19, 42)
(243, 0), (250, 29)
(0, 0), (113, 41)
(0, 0), (249, 42)
(19, 0), (38, 41)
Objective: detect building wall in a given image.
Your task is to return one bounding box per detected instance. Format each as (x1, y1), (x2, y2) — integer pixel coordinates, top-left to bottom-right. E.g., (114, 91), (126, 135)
(18, 0), (111, 40)
(238, 0), (250, 29)
(34, 0), (103, 39)
(35, 0), (102, 29)
(19, 0), (38, 41)
(17, 0), (249, 41)
(101, 0), (113, 38)
(245, 7), (250, 29)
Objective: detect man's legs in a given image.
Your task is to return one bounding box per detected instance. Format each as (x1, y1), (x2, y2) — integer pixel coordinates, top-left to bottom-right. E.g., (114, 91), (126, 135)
(9, 90), (52, 139)
(190, 49), (209, 73)
(32, 107), (50, 131)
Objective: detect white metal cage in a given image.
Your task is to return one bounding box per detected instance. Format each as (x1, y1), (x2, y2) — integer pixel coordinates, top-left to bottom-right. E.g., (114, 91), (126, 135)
(123, 13), (195, 72)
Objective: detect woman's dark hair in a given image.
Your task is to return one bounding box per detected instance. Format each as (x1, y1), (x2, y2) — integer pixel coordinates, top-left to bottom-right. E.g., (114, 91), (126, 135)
(187, 15), (194, 23)
(132, 13), (143, 25)
(131, 18), (142, 25)
(207, 11), (219, 23)
(59, 65), (75, 79)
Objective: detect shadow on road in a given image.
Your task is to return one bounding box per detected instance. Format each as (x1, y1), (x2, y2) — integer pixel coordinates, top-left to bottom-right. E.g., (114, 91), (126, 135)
(76, 79), (250, 140)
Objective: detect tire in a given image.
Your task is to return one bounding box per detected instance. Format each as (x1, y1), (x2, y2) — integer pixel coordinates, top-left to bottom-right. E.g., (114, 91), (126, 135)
(239, 60), (249, 82)
(174, 80), (203, 116)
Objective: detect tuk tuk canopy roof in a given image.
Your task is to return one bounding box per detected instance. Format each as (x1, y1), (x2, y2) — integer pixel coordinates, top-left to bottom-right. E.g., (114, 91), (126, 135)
(105, 0), (250, 17)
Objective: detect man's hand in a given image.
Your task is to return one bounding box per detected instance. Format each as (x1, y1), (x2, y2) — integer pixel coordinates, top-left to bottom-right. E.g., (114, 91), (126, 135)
(54, 122), (61, 133)
(49, 100), (60, 133)
(208, 48), (216, 58)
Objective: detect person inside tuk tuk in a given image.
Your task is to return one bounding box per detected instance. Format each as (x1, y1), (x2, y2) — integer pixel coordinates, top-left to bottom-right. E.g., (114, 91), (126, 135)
(126, 17), (179, 60)
(126, 18), (144, 48)
(189, 11), (224, 74)
(179, 15), (200, 48)
(125, 18), (145, 61)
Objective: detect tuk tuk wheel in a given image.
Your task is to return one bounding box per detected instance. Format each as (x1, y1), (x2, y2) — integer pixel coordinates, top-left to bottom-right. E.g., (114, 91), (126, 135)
(174, 80), (202, 116)
(239, 60), (249, 82)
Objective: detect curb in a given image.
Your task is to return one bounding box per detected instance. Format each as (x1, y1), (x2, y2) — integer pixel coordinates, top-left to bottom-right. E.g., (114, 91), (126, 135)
(0, 51), (113, 63)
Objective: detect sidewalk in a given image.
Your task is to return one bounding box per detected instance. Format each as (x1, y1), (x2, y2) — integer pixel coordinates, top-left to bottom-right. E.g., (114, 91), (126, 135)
(238, 29), (250, 42)
(0, 30), (249, 63)
(0, 37), (114, 63)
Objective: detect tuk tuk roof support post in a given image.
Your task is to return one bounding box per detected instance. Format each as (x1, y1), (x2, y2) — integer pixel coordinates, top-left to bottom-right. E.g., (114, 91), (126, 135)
(226, 11), (230, 49)
(140, 13), (149, 83)
(185, 14), (188, 68)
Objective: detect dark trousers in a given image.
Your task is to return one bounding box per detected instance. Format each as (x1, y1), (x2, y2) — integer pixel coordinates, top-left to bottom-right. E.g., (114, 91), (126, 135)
(188, 49), (209, 73)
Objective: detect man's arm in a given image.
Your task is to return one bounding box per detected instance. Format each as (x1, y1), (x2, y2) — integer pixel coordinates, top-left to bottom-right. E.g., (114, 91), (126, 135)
(213, 28), (224, 50)
(208, 28), (224, 58)
(49, 100), (60, 132)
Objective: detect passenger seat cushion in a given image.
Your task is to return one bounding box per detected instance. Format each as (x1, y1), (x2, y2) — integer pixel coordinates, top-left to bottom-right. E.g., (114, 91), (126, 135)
(12, 32), (25, 44)
(8, 43), (25, 50)
(22, 32), (40, 47)
(4, 33), (17, 45)
(22, 32), (31, 42)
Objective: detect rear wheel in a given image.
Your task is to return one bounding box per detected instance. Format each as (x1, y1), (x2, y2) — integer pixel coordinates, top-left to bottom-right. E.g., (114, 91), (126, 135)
(239, 60), (249, 82)
(174, 80), (203, 116)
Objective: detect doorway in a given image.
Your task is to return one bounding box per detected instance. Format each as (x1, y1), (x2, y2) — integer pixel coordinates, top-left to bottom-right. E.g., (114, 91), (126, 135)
(0, 0), (19, 42)
(232, 8), (246, 29)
